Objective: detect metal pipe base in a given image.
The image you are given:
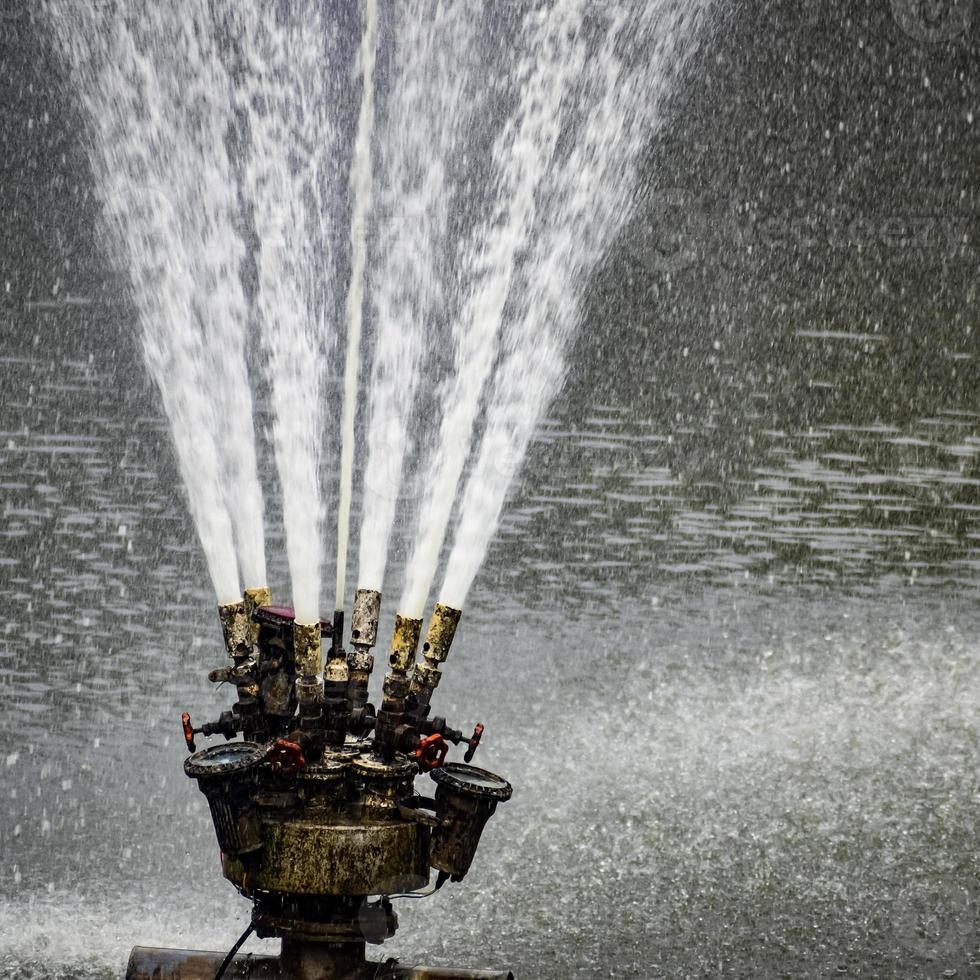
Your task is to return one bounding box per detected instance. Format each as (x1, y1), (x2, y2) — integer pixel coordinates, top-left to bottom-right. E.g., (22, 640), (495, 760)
(126, 945), (514, 980)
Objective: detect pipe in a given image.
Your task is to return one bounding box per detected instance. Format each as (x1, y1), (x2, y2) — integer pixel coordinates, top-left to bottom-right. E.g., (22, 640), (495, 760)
(407, 604), (461, 723)
(127, 947), (514, 980)
(293, 621), (323, 731)
(372, 614), (422, 760)
(347, 588), (381, 723)
(126, 944), (514, 980)
(322, 609), (351, 748)
(243, 586), (273, 647)
(218, 598), (262, 739)
(217, 600), (250, 659)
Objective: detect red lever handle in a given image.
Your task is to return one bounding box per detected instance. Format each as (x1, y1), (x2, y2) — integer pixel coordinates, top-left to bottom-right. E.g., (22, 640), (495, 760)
(181, 712), (196, 753)
(414, 733), (448, 771)
(464, 723), (484, 763)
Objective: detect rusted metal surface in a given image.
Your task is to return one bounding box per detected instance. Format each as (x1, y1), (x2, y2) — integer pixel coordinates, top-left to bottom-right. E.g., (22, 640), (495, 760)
(244, 585), (273, 645)
(419, 604), (461, 666)
(222, 811), (429, 895)
(126, 946), (281, 979)
(387, 615), (422, 672)
(218, 599), (251, 658)
(350, 589), (381, 647)
(352, 755), (417, 812)
(292, 621), (323, 678)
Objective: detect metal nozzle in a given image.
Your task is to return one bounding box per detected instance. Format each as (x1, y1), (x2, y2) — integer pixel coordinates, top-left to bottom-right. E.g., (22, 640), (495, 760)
(217, 600), (250, 660)
(408, 604), (462, 721)
(293, 621), (322, 678)
(388, 614), (423, 672)
(243, 586), (272, 646)
(350, 588), (381, 650)
(421, 603), (461, 665)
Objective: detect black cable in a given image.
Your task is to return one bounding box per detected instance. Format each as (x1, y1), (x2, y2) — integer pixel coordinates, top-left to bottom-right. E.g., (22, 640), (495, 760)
(213, 921), (255, 980)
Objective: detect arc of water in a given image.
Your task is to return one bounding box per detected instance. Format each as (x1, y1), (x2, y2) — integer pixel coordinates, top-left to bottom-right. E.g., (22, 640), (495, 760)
(235, 2), (337, 624)
(440, 0), (712, 609)
(398, 0), (590, 619)
(336, 0), (379, 617)
(46, 0), (253, 603)
(355, 0), (480, 596)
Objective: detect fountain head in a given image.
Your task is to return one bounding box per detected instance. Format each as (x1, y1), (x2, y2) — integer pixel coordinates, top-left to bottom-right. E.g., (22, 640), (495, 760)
(217, 599), (250, 659)
(153, 594), (512, 978)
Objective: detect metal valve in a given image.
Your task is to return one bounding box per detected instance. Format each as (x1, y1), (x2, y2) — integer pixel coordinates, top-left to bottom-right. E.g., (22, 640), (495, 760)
(266, 738), (306, 775)
(414, 733), (449, 771)
(180, 710), (240, 753)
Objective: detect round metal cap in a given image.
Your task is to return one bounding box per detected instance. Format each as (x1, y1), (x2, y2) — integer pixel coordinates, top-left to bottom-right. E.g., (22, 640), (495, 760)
(184, 741), (266, 779)
(297, 759), (347, 784)
(352, 754), (417, 778)
(430, 763), (513, 801)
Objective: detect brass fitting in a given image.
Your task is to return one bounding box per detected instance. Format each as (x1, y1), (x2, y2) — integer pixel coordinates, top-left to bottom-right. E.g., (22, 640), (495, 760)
(420, 603), (461, 665)
(243, 586), (272, 646)
(388, 614), (423, 672)
(350, 588), (381, 648)
(293, 621), (323, 678)
(408, 604), (462, 721)
(217, 600), (250, 659)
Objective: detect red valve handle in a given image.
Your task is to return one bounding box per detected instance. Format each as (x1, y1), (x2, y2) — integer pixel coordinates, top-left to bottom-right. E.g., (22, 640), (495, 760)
(464, 722), (484, 763)
(267, 738), (306, 775)
(181, 712), (196, 753)
(414, 733), (448, 771)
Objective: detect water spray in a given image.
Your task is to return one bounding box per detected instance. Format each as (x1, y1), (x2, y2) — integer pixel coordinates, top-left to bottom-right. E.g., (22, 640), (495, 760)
(334, 0), (378, 619)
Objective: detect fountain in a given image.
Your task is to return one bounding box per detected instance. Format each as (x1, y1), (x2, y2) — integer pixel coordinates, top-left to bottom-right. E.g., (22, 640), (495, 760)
(37, 0), (709, 976)
(128, 590), (511, 980)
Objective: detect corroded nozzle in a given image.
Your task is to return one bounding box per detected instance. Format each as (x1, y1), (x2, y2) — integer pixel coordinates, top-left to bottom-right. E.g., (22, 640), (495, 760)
(243, 586), (272, 646)
(408, 604), (462, 721)
(421, 603), (461, 665)
(217, 600), (250, 659)
(372, 614), (423, 761)
(293, 621), (322, 678)
(388, 614), (423, 672)
(351, 588), (381, 649)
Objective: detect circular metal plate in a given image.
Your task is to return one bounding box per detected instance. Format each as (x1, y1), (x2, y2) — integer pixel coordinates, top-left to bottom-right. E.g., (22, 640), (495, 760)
(430, 763), (513, 801)
(184, 741), (265, 778)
